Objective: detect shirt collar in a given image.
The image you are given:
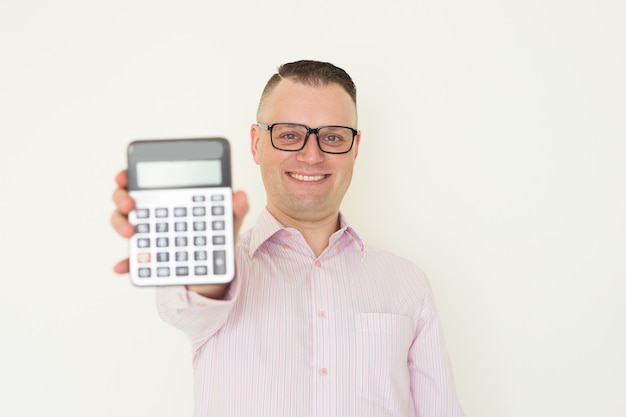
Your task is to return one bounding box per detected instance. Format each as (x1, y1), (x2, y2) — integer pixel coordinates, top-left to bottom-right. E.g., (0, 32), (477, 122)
(248, 208), (365, 259)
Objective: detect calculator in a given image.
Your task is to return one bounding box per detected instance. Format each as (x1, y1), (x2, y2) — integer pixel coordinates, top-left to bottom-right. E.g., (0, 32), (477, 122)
(127, 138), (235, 286)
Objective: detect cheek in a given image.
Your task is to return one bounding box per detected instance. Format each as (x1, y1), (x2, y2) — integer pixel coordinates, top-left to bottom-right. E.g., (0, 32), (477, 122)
(339, 162), (356, 186)
(254, 143), (275, 167)
(258, 153), (284, 180)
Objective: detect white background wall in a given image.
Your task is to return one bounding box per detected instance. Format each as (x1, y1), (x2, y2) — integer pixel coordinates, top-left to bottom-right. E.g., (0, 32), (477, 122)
(1, 1), (624, 416)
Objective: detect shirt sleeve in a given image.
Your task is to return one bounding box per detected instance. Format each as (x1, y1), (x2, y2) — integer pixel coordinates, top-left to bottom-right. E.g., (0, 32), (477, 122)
(155, 274), (241, 352)
(409, 290), (466, 417)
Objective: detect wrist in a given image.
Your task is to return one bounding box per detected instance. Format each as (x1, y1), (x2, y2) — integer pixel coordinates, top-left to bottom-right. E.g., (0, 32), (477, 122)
(186, 284), (229, 300)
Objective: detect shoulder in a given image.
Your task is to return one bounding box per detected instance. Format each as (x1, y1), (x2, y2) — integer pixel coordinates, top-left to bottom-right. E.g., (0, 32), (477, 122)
(364, 244), (427, 273)
(361, 243), (433, 291)
(234, 227), (254, 260)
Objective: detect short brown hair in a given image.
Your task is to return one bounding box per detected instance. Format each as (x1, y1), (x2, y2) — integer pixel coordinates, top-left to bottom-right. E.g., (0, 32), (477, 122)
(257, 60), (357, 120)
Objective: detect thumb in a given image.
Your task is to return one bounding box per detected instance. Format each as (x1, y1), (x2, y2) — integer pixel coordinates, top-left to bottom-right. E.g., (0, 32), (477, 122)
(232, 190), (249, 238)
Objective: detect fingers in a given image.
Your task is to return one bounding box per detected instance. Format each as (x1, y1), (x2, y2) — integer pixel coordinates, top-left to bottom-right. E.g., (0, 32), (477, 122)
(112, 170), (132, 274)
(115, 169), (128, 188)
(113, 258), (130, 274)
(111, 209), (135, 238)
(112, 186), (134, 215)
(113, 169), (133, 215)
(233, 190), (249, 219)
(232, 190), (249, 238)
(111, 169), (135, 238)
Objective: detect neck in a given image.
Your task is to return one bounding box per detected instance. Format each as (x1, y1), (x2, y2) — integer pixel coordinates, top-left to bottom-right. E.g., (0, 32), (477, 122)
(267, 206), (340, 257)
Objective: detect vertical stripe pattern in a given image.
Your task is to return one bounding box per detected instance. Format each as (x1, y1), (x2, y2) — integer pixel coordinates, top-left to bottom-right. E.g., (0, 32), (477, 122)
(156, 209), (465, 417)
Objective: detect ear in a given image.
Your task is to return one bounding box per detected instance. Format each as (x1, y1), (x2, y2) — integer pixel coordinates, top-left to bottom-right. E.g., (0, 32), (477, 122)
(352, 130), (362, 159)
(250, 124), (262, 165)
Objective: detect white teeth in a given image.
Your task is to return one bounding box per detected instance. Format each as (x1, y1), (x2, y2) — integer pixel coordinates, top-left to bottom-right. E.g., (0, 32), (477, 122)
(290, 173), (325, 181)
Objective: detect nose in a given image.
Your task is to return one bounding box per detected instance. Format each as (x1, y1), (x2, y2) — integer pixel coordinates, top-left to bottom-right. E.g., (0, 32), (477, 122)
(296, 132), (325, 164)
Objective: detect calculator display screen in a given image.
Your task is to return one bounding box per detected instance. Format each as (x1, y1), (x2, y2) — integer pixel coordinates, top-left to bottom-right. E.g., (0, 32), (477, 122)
(137, 160), (222, 188)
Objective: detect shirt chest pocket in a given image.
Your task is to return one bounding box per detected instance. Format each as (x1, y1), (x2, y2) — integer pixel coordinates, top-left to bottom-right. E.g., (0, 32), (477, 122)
(351, 313), (415, 413)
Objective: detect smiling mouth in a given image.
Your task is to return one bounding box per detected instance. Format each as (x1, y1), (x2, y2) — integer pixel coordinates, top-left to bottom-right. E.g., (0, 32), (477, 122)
(288, 173), (327, 182)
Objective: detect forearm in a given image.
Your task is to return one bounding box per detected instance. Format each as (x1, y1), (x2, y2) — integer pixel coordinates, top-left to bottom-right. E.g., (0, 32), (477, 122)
(410, 294), (465, 417)
(156, 280), (239, 350)
(186, 283), (229, 299)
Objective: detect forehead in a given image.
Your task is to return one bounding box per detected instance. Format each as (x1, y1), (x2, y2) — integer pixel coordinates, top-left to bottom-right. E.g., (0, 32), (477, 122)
(262, 79), (357, 126)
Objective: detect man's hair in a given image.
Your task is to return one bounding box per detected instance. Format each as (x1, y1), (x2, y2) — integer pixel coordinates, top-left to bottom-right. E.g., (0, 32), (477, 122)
(257, 60), (357, 120)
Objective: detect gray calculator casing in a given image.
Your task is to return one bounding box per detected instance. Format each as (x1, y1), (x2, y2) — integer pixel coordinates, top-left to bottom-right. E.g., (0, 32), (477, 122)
(127, 138), (235, 286)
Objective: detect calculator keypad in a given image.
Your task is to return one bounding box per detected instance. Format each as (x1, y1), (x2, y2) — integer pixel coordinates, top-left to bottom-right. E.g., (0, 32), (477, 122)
(128, 187), (234, 286)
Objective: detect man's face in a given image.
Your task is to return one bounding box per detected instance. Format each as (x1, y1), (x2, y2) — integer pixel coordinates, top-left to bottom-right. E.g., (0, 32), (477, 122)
(251, 79), (361, 223)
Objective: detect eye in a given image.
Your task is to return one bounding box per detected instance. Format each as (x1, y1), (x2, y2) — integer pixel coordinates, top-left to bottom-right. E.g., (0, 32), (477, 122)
(320, 129), (348, 146)
(283, 132), (299, 141)
(273, 124), (306, 142)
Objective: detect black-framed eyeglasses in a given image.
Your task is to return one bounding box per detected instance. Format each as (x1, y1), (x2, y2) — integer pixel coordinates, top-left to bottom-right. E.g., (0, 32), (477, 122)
(257, 122), (358, 154)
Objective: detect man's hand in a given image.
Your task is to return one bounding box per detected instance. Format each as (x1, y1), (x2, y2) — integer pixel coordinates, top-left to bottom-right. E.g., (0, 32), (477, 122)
(110, 169), (250, 298)
(111, 170), (135, 274)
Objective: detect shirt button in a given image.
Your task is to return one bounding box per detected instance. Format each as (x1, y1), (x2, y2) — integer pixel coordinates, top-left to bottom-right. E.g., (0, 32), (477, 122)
(319, 368), (328, 376)
(314, 260), (322, 268)
(318, 311), (327, 319)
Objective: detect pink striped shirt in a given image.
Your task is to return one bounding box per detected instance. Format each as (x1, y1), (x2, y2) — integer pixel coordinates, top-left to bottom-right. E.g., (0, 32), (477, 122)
(156, 209), (465, 417)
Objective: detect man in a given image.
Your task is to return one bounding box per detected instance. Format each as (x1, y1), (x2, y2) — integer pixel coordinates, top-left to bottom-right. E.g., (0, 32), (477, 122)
(111, 60), (465, 416)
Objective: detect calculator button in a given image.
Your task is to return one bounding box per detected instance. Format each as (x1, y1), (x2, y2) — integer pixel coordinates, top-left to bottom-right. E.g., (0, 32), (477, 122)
(156, 237), (169, 247)
(192, 195), (205, 202)
(175, 251), (188, 262)
(176, 266), (189, 276)
(137, 253), (151, 263)
(193, 221), (206, 231)
(155, 208), (168, 217)
(138, 268), (151, 278)
(156, 222), (168, 233)
(175, 237), (188, 247)
(211, 195), (224, 201)
(136, 223), (150, 233)
(193, 207), (206, 216)
(213, 235), (226, 245)
(194, 236), (207, 246)
(157, 267), (170, 277)
(137, 238), (150, 248)
(136, 209), (149, 218)
(156, 252), (169, 262)
(194, 251), (207, 261)
(174, 207), (187, 217)
(213, 250), (226, 275)
(175, 222), (187, 232)
(212, 221), (225, 231)
(195, 266), (208, 275)
(211, 206), (225, 215)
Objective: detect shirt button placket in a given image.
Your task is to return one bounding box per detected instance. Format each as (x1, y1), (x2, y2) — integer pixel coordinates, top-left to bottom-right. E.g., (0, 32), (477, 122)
(313, 258), (329, 382)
